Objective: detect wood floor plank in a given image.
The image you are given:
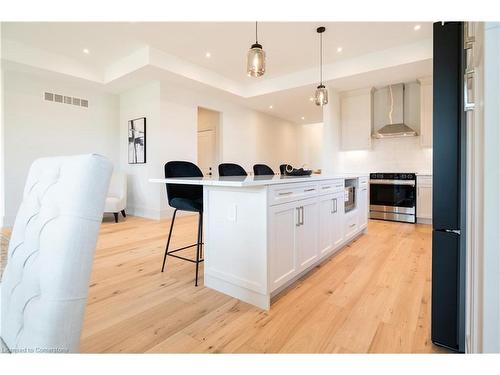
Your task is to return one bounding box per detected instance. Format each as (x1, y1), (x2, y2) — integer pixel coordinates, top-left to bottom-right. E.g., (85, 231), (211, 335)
(80, 215), (447, 353)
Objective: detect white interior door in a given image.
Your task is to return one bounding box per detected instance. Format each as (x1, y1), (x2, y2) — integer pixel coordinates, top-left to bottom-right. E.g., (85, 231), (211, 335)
(197, 130), (216, 176)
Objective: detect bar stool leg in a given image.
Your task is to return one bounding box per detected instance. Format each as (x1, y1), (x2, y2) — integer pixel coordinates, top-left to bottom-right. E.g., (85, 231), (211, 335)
(161, 209), (177, 272)
(195, 212), (202, 286)
(200, 212), (203, 258)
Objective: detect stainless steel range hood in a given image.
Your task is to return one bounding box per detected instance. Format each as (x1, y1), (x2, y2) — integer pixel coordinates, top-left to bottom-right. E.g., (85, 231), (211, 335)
(373, 83), (418, 139)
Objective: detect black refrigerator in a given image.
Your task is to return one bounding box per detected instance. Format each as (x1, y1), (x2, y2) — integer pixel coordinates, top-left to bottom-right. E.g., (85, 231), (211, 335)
(431, 21), (467, 353)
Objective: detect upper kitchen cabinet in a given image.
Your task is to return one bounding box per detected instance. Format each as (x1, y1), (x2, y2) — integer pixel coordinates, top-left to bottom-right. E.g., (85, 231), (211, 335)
(340, 88), (374, 150)
(419, 77), (433, 148)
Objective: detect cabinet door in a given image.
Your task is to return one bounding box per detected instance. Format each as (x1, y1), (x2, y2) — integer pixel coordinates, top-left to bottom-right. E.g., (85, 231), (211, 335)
(420, 80), (433, 148)
(296, 198), (319, 271)
(417, 186), (433, 219)
(332, 191), (345, 249)
(269, 202), (298, 291)
(340, 89), (373, 151)
(318, 194), (335, 256)
(358, 185), (369, 229)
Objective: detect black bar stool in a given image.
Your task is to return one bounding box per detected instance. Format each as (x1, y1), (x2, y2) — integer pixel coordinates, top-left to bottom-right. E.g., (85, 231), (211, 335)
(253, 164), (274, 176)
(218, 163), (247, 176)
(162, 161), (204, 286)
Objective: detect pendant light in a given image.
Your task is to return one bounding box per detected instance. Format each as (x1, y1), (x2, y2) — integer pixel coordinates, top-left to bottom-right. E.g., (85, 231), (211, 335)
(314, 26), (328, 106)
(247, 21), (266, 77)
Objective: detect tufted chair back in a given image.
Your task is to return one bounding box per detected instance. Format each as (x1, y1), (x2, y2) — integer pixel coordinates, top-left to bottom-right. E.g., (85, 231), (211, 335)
(0, 154), (112, 353)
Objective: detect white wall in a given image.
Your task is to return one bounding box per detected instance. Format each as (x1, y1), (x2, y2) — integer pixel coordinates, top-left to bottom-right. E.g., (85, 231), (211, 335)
(120, 80), (301, 219)
(119, 81), (163, 219)
(0, 67), (4, 227)
(482, 21), (500, 353)
(298, 122), (323, 171)
(2, 69), (119, 226)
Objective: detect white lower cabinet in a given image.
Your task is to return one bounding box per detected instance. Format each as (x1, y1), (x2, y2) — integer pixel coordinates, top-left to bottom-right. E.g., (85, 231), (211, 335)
(318, 191), (345, 258)
(269, 178), (368, 294)
(332, 191), (345, 249)
(296, 198), (319, 271)
(269, 201), (299, 291)
(318, 194), (335, 256)
(269, 197), (319, 291)
(344, 209), (359, 240)
(417, 175), (433, 223)
(358, 183), (369, 229)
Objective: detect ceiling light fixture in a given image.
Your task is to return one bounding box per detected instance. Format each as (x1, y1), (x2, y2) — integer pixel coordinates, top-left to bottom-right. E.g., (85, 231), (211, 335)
(247, 21), (266, 77)
(337, 46), (343, 53)
(83, 48), (90, 54)
(205, 52), (211, 58)
(269, 105), (273, 109)
(314, 26), (328, 106)
(414, 24), (421, 31)
(301, 116), (305, 120)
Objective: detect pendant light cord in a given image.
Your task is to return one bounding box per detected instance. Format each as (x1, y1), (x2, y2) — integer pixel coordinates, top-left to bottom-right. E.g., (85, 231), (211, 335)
(255, 21), (258, 43)
(320, 32), (323, 85)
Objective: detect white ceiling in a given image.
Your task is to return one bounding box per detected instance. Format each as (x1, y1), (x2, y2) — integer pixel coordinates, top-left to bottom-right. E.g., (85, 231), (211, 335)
(1, 21), (433, 124)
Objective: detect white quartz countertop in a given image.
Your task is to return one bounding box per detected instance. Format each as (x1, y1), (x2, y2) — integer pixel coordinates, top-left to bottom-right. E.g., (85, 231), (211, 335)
(149, 173), (368, 187)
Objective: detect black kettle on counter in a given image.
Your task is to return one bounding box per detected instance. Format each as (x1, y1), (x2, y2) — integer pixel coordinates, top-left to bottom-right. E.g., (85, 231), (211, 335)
(279, 164), (313, 176)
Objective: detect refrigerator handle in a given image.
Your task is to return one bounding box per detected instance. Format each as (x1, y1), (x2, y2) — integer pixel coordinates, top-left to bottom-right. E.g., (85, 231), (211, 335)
(464, 72), (475, 112)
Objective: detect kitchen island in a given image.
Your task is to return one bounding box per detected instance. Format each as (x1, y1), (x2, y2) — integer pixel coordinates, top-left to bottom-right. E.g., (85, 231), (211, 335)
(150, 174), (369, 309)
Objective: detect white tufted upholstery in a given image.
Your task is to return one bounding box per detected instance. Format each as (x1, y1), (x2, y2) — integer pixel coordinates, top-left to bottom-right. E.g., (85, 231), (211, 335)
(0, 154), (112, 353)
(104, 171), (127, 215)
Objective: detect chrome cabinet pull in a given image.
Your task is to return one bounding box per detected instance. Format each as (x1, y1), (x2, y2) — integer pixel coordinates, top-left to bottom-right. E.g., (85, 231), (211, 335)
(464, 71), (475, 111)
(304, 188), (315, 192)
(279, 191), (293, 196)
(331, 198), (337, 214)
(296, 207), (301, 227)
(299, 206), (304, 225)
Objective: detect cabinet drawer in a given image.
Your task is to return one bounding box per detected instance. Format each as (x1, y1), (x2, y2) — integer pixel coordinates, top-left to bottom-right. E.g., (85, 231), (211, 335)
(268, 183), (318, 206)
(318, 179), (344, 195)
(344, 210), (359, 239)
(417, 175), (432, 187)
(359, 176), (368, 187)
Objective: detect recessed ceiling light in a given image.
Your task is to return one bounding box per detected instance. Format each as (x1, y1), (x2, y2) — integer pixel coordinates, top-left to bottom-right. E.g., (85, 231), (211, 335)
(337, 46), (343, 53)
(309, 97), (314, 102)
(269, 105), (273, 109)
(83, 48), (90, 54)
(414, 24), (421, 31)
(301, 116), (305, 120)
(205, 52), (211, 58)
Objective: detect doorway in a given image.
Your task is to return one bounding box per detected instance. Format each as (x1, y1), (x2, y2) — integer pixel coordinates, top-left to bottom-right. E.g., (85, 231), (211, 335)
(197, 107), (220, 177)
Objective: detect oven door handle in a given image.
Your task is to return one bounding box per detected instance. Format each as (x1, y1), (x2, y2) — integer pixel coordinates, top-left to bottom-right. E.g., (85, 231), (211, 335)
(369, 180), (415, 186)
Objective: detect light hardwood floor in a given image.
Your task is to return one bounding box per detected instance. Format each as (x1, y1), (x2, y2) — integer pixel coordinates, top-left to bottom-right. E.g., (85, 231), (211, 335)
(80, 215), (448, 353)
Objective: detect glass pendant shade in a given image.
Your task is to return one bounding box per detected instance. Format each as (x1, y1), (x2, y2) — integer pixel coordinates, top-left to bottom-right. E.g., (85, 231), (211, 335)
(247, 43), (266, 77)
(314, 84), (328, 106)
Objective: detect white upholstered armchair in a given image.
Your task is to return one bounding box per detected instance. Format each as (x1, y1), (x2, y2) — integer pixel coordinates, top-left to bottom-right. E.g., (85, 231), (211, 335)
(0, 154), (112, 353)
(104, 171), (127, 223)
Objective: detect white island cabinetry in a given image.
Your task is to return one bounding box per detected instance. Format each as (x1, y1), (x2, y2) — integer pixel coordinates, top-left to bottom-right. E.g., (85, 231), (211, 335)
(417, 175), (433, 224)
(150, 174), (369, 310)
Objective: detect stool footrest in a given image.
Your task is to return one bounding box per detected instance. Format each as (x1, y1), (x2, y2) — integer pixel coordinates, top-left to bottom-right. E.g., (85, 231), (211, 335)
(166, 253), (204, 263)
(168, 242), (204, 254)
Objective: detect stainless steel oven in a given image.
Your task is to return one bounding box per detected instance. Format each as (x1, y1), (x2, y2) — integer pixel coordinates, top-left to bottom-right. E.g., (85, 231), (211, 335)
(344, 185), (356, 213)
(369, 173), (416, 223)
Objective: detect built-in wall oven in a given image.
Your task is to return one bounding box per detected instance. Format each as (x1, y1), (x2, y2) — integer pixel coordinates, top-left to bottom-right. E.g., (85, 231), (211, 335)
(369, 173), (416, 223)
